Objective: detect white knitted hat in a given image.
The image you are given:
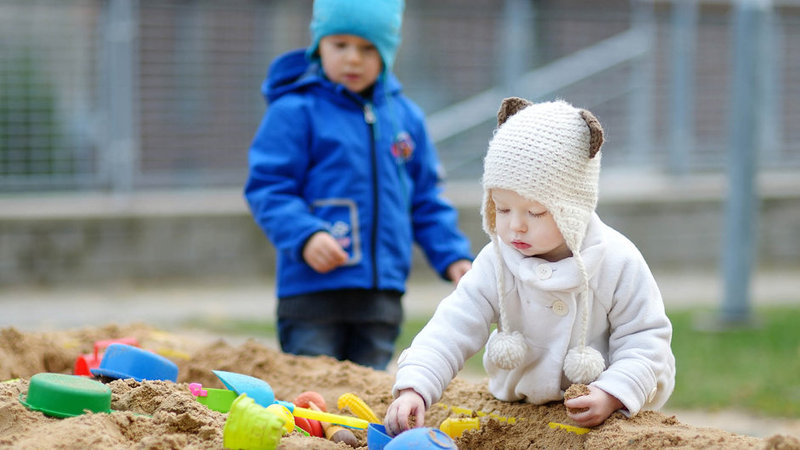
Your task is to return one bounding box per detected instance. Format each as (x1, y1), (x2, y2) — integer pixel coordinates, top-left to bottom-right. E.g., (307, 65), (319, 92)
(482, 97), (606, 384)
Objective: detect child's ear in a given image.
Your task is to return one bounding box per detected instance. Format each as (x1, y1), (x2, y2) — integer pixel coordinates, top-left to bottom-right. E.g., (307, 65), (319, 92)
(497, 97), (532, 126)
(579, 109), (604, 159)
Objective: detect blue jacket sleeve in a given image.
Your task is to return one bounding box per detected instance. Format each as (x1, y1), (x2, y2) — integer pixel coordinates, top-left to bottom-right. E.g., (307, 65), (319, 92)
(405, 105), (474, 278)
(244, 99), (326, 263)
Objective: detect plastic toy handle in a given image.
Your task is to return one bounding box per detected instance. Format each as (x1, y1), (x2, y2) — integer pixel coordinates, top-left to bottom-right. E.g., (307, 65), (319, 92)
(337, 393), (380, 424)
(291, 407), (368, 430)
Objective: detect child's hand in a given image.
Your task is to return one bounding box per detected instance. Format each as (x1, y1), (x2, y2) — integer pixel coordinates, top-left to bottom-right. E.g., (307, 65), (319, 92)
(564, 385), (624, 427)
(384, 389), (426, 437)
(302, 232), (348, 273)
(446, 259), (472, 285)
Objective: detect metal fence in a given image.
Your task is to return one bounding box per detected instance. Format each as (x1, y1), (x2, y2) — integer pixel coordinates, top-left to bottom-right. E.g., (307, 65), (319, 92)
(1, 0), (798, 192)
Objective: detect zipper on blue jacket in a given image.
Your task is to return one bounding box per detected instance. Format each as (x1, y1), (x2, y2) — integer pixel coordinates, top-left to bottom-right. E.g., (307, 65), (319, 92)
(364, 102), (379, 289)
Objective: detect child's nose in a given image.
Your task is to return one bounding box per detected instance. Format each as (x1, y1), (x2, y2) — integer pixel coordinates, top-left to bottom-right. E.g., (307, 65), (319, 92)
(510, 213), (527, 232)
(344, 46), (361, 62)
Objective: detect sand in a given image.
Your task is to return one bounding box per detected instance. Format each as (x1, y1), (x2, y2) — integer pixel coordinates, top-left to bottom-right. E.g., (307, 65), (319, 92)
(1, 323), (798, 449)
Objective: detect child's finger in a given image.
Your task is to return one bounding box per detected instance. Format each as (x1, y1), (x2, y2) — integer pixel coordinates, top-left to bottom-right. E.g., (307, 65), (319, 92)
(385, 404), (409, 437)
(332, 246), (348, 264)
(564, 396), (590, 408)
(308, 255), (332, 273)
(413, 405), (425, 428)
(319, 239), (348, 266)
(567, 409), (603, 428)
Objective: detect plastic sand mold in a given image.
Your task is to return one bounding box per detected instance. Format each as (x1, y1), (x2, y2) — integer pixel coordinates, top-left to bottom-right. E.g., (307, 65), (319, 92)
(385, 427), (457, 449)
(223, 394), (284, 450)
(337, 392), (380, 423)
(90, 343), (178, 382)
(367, 423), (393, 450)
(19, 373), (112, 418)
(73, 337), (139, 376)
(439, 417), (480, 438)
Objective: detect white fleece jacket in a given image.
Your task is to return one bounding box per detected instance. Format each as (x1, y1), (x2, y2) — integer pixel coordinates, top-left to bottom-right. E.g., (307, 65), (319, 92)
(393, 213), (675, 417)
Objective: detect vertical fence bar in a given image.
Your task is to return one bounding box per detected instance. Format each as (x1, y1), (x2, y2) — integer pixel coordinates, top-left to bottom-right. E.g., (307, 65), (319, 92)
(628, 0), (656, 165)
(757, 2), (781, 166)
(102, 0), (139, 193)
(668, 0), (697, 175)
(720, 0), (763, 325)
(501, 0), (535, 96)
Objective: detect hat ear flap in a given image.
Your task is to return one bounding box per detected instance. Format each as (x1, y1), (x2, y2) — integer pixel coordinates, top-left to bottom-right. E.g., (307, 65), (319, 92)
(497, 97), (533, 126)
(579, 109), (604, 159)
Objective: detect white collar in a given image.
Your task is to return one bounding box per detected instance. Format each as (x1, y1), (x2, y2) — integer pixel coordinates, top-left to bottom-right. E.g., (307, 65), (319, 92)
(496, 213), (606, 292)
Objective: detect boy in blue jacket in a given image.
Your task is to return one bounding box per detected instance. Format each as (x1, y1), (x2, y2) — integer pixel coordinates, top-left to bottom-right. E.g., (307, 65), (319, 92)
(244, 0), (473, 370)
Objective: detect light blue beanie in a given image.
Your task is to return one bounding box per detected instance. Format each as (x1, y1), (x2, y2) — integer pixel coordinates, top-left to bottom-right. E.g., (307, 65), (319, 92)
(306, 0), (404, 73)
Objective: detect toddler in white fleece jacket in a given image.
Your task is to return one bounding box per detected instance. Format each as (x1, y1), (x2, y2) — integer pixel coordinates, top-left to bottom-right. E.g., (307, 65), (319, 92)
(385, 97), (675, 436)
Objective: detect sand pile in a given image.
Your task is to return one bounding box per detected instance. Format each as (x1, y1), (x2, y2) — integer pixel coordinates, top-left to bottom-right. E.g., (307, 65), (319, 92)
(1, 324), (798, 449)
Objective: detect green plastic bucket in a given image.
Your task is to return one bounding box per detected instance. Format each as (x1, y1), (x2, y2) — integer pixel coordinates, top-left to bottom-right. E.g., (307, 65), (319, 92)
(19, 373), (112, 418)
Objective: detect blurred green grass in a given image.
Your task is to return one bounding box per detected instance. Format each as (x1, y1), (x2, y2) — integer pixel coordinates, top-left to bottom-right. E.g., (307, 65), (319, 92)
(666, 307), (800, 417)
(185, 305), (800, 418)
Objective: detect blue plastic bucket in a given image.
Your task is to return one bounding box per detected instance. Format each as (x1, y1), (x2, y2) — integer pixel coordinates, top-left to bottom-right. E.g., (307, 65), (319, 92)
(90, 343), (178, 382)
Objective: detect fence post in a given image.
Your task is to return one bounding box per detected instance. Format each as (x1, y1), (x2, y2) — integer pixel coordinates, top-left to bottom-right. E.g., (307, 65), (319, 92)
(668, 0), (697, 175)
(719, 0), (764, 325)
(757, 4), (782, 165)
(628, 0), (656, 165)
(501, 0), (535, 96)
(101, 0), (139, 193)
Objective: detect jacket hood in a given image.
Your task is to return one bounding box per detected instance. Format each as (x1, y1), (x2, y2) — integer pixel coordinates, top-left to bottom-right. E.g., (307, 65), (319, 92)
(262, 48), (403, 105)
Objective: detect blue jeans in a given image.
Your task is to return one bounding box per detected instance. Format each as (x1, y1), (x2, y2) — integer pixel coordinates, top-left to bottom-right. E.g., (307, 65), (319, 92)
(277, 318), (400, 370)
(276, 289), (403, 370)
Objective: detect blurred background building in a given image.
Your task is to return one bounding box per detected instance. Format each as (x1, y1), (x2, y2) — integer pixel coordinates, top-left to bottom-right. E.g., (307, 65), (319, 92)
(1, 0), (798, 289)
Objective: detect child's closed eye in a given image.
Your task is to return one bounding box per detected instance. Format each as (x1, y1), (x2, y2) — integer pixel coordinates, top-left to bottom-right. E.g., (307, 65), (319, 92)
(529, 210), (548, 218)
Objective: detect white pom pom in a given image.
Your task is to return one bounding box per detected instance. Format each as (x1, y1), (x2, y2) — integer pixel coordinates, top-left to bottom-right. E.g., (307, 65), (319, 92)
(487, 331), (527, 370)
(563, 346), (605, 384)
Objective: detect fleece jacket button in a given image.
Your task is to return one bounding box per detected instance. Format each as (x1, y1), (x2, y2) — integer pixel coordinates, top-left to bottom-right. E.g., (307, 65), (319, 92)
(552, 300), (568, 316)
(536, 264), (552, 280)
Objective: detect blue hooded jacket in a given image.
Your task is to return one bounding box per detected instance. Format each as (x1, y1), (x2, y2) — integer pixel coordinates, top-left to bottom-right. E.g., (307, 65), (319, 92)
(244, 49), (473, 299)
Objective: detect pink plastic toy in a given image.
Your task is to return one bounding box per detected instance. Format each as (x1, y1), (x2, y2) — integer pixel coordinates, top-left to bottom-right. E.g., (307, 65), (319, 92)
(188, 383), (208, 397)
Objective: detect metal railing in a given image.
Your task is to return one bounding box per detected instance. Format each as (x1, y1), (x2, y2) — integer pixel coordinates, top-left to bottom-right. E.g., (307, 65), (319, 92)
(1, 0), (798, 193)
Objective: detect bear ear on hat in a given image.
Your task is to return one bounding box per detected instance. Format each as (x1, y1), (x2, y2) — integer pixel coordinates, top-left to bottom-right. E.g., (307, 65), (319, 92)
(579, 109), (604, 159)
(497, 97), (533, 126)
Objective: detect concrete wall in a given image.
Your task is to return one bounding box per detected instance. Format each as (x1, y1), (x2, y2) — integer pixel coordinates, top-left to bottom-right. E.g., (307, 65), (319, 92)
(1, 171), (798, 286)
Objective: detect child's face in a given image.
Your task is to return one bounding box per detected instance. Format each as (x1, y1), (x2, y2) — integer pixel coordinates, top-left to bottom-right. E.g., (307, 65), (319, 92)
(318, 34), (383, 94)
(491, 188), (571, 262)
